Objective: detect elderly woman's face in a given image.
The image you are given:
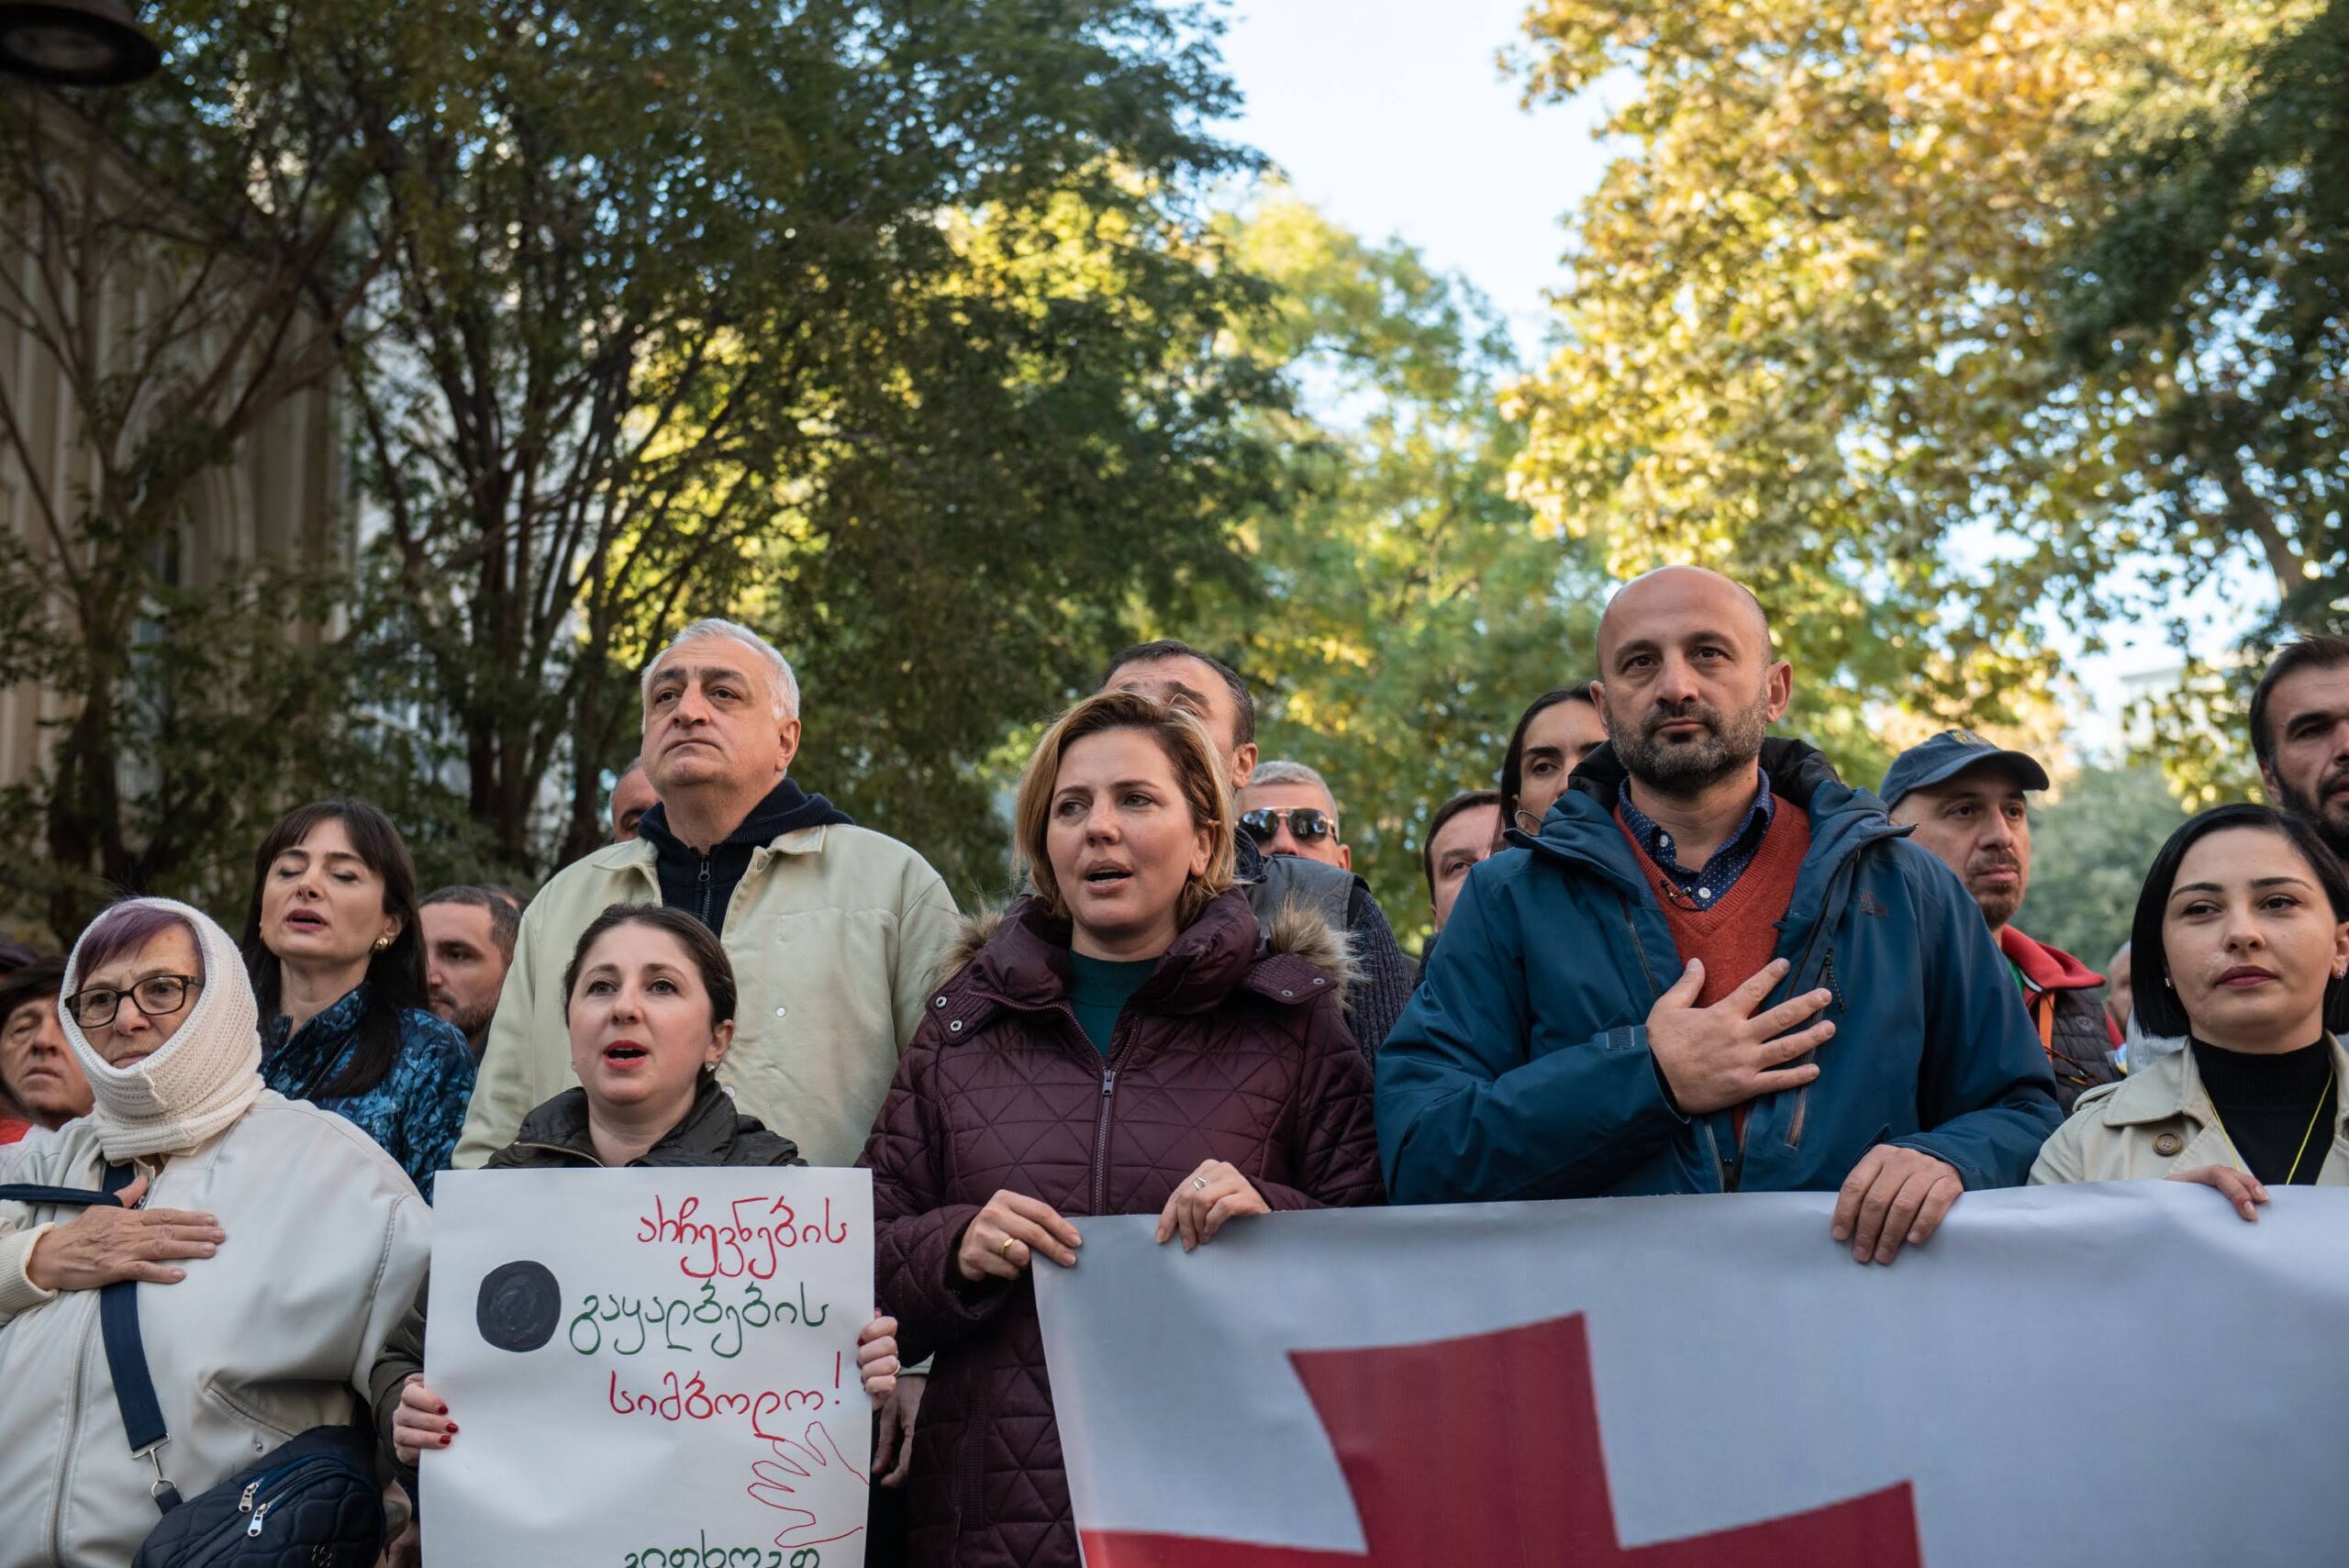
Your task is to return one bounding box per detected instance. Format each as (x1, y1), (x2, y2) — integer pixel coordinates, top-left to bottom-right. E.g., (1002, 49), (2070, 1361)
(2163, 826), (2349, 1052)
(1046, 727), (1213, 960)
(566, 923), (731, 1118)
(77, 925), (205, 1069)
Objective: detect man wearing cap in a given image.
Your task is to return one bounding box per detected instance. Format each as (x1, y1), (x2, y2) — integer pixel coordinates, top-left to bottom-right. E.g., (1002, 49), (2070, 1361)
(1882, 732), (2121, 1112)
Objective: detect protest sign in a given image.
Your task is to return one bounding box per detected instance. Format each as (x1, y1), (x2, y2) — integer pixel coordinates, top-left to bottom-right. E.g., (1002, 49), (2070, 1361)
(1036, 1184), (2349, 1568)
(422, 1166), (874, 1568)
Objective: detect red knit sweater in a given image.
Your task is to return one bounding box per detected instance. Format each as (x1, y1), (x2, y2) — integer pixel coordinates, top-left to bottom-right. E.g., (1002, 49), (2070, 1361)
(1616, 799), (1813, 1144)
(1616, 798), (1811, 1003)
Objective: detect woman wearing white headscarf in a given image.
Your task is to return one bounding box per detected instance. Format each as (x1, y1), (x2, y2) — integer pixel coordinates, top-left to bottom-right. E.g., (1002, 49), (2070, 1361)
(0, 898), (429, 1568)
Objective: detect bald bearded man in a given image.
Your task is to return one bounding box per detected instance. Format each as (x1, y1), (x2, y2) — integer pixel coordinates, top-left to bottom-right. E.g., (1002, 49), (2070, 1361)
(1378, 567), (2060, 1262)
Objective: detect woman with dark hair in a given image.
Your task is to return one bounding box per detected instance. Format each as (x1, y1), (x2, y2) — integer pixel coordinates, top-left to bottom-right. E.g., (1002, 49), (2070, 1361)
(242, 799), (474, 1199)
(1497, 686), (1609, 840)
(370, 905), (805, 1485)
(2032, 804), (2349, 1214)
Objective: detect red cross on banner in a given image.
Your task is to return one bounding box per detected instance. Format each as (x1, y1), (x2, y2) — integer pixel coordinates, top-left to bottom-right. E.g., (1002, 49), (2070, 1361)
(1080, 1312), (1923, 1568)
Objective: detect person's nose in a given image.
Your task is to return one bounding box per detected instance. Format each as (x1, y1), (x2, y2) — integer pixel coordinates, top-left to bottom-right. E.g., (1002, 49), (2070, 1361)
(113, 1003), (152, 1037)
(1653, 653), (1703, 706)
(671, 683), (712, 727)
(1978, 812), (2017, 852)
(608, 984), (646, 1024)
(1269, 817), (1300, 855)
(1084, 800), (1121, 843)
(2221, 901), (2268, 955)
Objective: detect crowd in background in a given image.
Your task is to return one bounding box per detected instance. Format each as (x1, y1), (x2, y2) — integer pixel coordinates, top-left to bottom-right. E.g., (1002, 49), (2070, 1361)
(6, 571), (2349, 1568)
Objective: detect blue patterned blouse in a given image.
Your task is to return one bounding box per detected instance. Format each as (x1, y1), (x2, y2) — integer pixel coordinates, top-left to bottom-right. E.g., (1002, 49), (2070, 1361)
(261, 983), (476, 1201)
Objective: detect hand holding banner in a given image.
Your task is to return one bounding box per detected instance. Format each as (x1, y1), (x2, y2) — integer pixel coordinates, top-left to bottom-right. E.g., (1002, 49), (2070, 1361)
(422, 1167), (874, 1568)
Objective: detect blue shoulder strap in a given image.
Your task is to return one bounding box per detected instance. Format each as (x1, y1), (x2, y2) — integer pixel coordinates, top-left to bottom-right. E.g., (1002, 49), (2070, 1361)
(0, 1163), (182, 1510)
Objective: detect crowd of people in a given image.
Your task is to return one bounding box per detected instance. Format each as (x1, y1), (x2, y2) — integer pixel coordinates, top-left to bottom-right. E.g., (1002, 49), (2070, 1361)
(3, 568), (2347, 1568)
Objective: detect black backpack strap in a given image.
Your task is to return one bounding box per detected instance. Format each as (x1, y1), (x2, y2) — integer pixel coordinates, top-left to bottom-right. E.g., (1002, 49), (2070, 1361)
(0, 1163), (181, 1511)
(0, 1183), (125, 1207)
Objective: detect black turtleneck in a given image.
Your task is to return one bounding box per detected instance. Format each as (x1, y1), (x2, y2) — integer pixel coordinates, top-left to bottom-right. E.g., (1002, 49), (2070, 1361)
(2191, 1037), (2338, 1185)
(636, 778), (853, 933)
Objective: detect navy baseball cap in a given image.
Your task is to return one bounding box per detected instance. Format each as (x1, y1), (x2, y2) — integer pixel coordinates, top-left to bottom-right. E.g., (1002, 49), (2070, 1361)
(1879, 729), (2051, 811)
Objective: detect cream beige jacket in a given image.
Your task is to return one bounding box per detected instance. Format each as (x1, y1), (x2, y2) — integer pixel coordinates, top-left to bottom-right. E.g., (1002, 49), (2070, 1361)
(0, 1095), (429, 1568)
(453, 821), (960, 1169)
(2029, 1035), (2349, 1185)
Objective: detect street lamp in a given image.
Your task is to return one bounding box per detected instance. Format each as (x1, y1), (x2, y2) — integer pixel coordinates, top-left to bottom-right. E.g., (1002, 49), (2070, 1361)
(0, 0), (161, 88)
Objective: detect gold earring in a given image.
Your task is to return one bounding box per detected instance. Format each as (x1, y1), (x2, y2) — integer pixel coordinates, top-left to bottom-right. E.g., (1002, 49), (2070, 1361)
(373, 935), (391, 953)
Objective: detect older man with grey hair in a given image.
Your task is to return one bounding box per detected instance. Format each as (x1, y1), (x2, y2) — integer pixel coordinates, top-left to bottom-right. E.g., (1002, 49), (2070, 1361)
(453, 617), (962, 1170)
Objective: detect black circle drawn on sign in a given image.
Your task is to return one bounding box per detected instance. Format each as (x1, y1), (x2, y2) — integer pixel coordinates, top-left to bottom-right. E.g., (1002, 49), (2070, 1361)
(476, 1260), (562, 1353)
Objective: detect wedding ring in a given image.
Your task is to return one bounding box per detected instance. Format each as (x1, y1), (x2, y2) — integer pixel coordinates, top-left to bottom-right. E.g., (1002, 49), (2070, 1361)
(1192, 1175), (1209, 1191)
(998, 1236), (1018, 1257)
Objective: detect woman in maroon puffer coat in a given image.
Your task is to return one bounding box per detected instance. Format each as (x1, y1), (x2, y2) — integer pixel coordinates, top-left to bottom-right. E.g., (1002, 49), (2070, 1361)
(859, 689), (1383, 1568)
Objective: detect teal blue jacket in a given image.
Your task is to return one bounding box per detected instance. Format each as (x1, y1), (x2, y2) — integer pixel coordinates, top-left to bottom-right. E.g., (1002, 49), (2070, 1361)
(1377, 740), (2061, 1201)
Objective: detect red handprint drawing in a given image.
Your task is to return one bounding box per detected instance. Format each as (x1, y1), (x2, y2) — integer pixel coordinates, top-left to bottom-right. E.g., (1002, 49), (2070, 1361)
(748, 1418), (869, 1551)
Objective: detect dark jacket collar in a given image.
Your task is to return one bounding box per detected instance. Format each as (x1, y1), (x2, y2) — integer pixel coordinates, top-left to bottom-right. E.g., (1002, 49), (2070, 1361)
(1523, 737), (1902, 890)
(495, 1073), (803, 1168)
(932, 885), (1352, 1035)
(637, 776), (852, 856)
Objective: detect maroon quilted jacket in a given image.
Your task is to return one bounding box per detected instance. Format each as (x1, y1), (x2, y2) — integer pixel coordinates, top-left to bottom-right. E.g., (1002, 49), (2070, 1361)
(862, 887), (1384, 1568)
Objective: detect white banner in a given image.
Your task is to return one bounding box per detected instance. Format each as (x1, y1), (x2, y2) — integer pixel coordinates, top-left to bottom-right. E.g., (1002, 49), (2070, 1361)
(1035, 1184), (2349, 1568)
(423, 1167), (874, 1568)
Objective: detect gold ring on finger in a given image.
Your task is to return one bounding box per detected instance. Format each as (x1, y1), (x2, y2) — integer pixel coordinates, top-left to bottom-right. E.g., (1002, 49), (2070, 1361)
(999, 1235), (1018, 1257)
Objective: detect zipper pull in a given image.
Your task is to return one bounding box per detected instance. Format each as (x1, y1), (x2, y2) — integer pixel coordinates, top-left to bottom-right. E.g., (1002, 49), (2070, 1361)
(1100, 1070), (1115, 1097)
(247, 1500), (271, 1538)
(239, 1480), (261, 1512)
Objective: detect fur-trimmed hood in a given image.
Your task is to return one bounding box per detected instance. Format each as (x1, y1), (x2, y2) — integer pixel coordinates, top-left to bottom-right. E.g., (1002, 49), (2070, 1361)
(927, 887), (1359, 1018)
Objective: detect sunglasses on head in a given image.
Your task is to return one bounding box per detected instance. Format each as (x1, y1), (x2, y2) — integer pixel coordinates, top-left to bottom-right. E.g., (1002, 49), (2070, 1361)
(1240, 806), (1337, 845)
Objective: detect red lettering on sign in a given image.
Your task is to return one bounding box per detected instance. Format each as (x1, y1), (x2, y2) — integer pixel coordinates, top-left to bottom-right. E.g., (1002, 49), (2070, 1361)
(1081, 1312), (1922, 1568)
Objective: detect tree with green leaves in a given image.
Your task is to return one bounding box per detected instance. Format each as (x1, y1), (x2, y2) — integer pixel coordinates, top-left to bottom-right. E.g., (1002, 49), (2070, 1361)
(2022, 765), (2192, 965)
(0, 10), (400, 936)
(1, 0), (1298, 935)
(1179, 198), (1606, 940)
(1504, 0), (2309, 789)
(328, 0), (1287, 888)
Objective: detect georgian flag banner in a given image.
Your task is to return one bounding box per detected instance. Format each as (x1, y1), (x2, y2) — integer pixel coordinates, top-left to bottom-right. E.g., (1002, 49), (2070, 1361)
(1034, 1185), (2349, 1568)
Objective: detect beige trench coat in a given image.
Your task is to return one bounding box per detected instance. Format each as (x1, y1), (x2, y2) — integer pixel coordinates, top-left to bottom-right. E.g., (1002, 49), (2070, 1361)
(2030, 1035), (2349, 1185)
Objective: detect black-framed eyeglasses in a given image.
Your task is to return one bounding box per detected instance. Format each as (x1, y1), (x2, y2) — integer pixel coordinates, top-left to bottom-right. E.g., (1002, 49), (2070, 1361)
(1240, 806), (1338, 846)
(64, 974), (203, 1029)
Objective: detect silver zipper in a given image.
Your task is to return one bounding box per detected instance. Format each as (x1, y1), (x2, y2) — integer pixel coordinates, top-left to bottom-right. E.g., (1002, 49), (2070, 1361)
(239, 1479), (261, 1511)
(247, 1499), (271, 1538)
